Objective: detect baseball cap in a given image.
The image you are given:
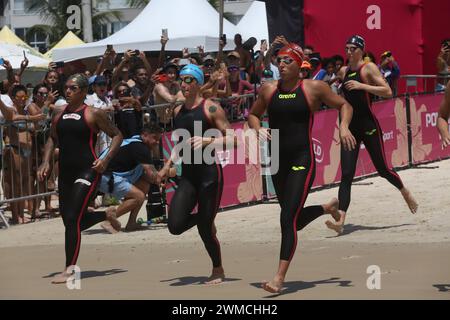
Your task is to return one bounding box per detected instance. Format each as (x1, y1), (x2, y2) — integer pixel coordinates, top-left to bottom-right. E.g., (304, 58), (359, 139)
(203, 54), (214, 63)
(227, 51), (241, 60)
(93, 75), (107, 85)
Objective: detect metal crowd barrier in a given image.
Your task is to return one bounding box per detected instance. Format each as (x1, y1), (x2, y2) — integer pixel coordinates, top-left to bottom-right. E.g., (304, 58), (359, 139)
(0, 118), (58, 228)
(0, 93), (256, 229)
(400, 74), (450, 95)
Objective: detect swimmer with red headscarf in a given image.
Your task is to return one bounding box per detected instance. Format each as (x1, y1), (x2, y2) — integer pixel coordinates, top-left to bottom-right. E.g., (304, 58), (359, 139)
(248, 40), (357, 294)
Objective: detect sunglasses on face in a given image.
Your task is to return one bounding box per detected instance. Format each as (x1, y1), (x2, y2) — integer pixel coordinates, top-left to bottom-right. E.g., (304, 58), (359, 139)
(15, 96), (28, 101)
(37, 92), (48, 97)
(204, 63), (214, 68)
(345, 46), (358, 53)
(117, 88), (130, 96)
(276, 57), (295, 65)
(180, 76), (196, 84)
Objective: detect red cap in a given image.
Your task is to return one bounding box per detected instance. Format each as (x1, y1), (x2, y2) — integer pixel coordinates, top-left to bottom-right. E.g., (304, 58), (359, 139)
(278, 43), (305, 66)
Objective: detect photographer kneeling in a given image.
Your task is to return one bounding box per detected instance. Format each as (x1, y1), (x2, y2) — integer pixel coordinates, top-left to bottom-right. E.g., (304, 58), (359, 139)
(98, 124), (176, 232)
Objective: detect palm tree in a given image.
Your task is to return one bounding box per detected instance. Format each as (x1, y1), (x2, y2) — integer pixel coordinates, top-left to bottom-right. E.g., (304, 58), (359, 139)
(24, 0), (123, 46)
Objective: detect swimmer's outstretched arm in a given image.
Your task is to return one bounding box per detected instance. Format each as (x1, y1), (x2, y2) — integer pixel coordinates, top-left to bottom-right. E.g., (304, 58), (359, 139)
(438, 81), (450, 148)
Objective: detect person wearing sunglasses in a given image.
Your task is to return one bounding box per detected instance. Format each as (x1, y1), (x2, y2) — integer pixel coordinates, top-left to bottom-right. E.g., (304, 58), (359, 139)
(112, 81), (143, 139)
(325, 35), (418, 236)
(248, 42), (357, 294)
(153, 62), (185, 129)
(217, 61), (254, 119)
(27, 84), (59, 218)
(201, 55), (216, 87)
(0, 85), (46, 224)
(37, 74), (123, 284)
(158, 64), (237, 285)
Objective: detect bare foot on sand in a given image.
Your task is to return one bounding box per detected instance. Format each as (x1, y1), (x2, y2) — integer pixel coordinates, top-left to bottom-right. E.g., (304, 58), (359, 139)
(51, 271), (72, 284)
(101, 221), (119, 234)
(401, 188), (418, 214)
(105, 207), (121, 232)
(324, 197), (340, 221)
(205, 267), (225, 285)
(324, 198), (345, 235)
(18, 216), (31, 224)
(262, 276), (283, 294)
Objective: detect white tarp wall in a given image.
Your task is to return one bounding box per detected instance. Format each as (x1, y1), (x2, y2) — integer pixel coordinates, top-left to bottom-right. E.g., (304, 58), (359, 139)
(0, 42), (49, 68)
(237, 1), (269, 46)
(53, 0), (238, 62)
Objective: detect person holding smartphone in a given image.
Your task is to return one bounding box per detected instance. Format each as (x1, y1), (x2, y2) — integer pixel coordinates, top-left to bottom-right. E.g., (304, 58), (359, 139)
(112, 81), (143, 139)
(43, 64), (66, 107)
(0, 59), (15, 94)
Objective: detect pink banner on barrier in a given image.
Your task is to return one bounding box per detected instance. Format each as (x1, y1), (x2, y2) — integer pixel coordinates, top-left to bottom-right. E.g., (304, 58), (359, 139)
(309, 98), (407, 187)
(161, 93), (447, 209)
(161, 122), (263, 209)
(410, 93), (450, 163)
(310, 109), (340, 187)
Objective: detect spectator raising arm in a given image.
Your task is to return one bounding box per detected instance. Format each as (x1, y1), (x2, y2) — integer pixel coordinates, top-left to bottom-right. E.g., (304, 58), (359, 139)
(158, 35), (169, 68)
(438, 82), (450, 148)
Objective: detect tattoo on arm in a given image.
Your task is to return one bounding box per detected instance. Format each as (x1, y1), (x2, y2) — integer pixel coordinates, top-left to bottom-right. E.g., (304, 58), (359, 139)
(209, 106), (217, 113)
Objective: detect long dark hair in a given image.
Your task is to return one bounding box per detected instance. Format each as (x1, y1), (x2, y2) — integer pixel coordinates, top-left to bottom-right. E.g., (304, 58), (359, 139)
(32, 83), (50, 103)
(43, 70), (65, 98)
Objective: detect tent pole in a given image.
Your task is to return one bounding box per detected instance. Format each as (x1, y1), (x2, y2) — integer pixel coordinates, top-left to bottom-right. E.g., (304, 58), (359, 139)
(219, 0), (224, 54)
(81, 0), (93, 42)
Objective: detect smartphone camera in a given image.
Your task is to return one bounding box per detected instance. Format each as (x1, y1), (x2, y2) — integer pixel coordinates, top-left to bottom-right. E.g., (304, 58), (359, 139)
(221, 34), (227, 46)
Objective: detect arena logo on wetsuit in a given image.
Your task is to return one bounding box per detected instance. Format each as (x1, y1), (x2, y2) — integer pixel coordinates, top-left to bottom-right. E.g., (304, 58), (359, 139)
(278, 93), (297, 99)
(170, 122), (280, 174)
(62, 113), (82, 120)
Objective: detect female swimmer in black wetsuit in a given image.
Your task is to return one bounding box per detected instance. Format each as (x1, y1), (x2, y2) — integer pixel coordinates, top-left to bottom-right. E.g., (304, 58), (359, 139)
(248, 42), (356, 293)
(158, 64), (237, 285)
(326, 35), (418, 235)
(38, 74), (123, 284)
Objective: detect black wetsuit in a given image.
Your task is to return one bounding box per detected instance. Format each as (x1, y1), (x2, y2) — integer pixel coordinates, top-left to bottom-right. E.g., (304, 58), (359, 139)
(338, 64), (403, 212)
(268, 80), (325, 262)
(169, 100), (223, 268)
(55, 105), (106, 267)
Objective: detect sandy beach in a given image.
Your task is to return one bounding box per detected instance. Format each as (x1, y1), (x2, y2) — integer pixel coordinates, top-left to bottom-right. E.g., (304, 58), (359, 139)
(1, 159), (450, 299)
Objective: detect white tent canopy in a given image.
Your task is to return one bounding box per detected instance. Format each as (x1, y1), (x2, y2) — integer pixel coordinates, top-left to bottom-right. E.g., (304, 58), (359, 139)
(53, 0), (238, 62)
(237, 1), (269, 46)
(0, 42), (49, 69)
